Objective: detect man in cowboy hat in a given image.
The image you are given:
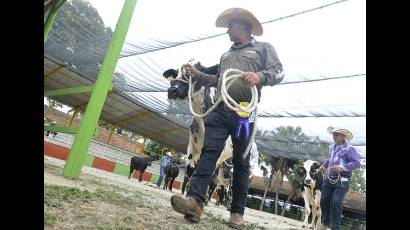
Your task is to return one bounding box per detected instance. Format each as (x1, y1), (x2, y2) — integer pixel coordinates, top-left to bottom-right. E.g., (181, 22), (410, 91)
(171, 7), (284, 228)
(319, 127), (361, 230)
(156, 151), (173, 188)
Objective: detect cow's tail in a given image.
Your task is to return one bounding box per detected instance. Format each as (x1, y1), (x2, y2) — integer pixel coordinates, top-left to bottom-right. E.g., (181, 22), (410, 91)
(128, 165), (133, 179)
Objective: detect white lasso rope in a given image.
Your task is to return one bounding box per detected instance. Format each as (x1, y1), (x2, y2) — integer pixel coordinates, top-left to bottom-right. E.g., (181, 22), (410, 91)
(322, 170), (341, 185)
(187, 68), (259, 159)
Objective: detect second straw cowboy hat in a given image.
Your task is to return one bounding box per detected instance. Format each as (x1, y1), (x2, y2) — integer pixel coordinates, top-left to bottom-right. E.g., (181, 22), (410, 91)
(215, 8), (263, 36)
(327, 127), (353, 141)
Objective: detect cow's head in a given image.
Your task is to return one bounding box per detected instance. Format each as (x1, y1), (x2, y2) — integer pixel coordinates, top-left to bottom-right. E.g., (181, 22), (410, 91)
(145, 157), (153, 166)
(163, 59), (218, 99)
(302, 160), (321, 189)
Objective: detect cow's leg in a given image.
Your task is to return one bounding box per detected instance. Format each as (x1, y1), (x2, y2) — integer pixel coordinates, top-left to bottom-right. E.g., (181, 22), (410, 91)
(219, 185), (225, 205)
(128, 165), (134, 179)
(139, 170), (143, 182)
(315, 191), (322, 230)
(302, 190), (311, 228)
(204, 185), (210, 206)
(310, 204), (317, 229)
(169, 178), (175, 191)
(181, 175), (189, 195)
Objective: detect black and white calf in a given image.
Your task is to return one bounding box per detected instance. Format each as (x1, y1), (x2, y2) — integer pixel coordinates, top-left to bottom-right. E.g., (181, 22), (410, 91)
(163, 59), (219, 164)
(207, 157), (233, 209)
(163, 160), (180, 191)
(301, 160), (324, 230)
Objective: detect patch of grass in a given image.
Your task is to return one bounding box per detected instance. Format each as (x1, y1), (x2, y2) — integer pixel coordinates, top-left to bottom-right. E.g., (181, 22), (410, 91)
(84, 177), (105, 187)
(122, 215), (135, 224)
(204, 213), (229, 229)
(45, 184), (92, 203)
(244, 222), (265, 230)
(175, 226), (188, 230)
(94, 188), (143, 208)
(44, 211), (56, 225)
(44, 184), (145, 213)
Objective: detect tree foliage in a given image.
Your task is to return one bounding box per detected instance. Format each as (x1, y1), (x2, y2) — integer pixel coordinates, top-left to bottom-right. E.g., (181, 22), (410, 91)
(46, 0), (125, 87)
(349, 168), (366, 194)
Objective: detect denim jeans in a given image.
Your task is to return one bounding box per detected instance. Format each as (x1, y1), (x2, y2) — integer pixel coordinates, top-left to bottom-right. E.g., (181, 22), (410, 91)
(186, 107), (253, 215)
(156, 166), (165, 187)
(320, 178), (349, 230)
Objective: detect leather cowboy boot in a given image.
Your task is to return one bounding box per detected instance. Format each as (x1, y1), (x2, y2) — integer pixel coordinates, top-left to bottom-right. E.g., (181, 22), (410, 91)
(228, 213), (244, 229)
(171, 195), (203, 223)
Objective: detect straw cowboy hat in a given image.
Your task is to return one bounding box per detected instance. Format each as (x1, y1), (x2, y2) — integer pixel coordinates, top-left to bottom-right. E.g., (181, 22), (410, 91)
(215, 8), (263, 36)
(327, 127), (353, 141)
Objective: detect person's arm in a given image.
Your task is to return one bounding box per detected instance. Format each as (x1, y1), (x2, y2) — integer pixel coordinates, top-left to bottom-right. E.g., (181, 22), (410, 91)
(256, 43), (285, 86)
(182, 64), (219, 87)
(196, 71), (219, 87)
(341, 148), (361, 171)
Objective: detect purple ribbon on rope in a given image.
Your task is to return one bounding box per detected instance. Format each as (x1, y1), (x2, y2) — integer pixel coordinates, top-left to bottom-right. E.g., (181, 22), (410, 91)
(235, 117), (250, 141)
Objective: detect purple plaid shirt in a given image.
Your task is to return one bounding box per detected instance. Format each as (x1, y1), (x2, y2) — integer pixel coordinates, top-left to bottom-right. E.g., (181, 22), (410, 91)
(323, 141), (361, 177)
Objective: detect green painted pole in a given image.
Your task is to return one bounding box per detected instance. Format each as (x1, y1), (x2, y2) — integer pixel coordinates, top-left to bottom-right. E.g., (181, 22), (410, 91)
(63, 0), (138, 178)
(44, 0), (66, 42)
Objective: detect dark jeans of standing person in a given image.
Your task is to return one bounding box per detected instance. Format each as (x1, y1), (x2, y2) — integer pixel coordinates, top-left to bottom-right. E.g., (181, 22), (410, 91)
(186, 106), (253, 215)
(156, 166), (165, 188)
(320, 177), (349, 230)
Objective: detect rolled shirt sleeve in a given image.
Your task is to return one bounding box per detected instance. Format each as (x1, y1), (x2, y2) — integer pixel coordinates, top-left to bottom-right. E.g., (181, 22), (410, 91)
(256, 43), (284, 86)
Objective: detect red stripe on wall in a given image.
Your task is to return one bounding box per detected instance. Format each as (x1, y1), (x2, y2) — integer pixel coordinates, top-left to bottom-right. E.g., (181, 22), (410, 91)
(133, 171), (152, 182)
(92, 156), (116, 173)
(172, 180), (181, 189)
(44, 141), (70, 160)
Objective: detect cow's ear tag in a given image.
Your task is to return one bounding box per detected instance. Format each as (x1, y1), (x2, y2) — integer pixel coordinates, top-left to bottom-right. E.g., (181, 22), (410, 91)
(236, 102), (251, 118)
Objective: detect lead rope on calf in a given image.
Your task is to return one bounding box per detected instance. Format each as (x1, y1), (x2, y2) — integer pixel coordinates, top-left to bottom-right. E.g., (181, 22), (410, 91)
(187, 68), (259, 159)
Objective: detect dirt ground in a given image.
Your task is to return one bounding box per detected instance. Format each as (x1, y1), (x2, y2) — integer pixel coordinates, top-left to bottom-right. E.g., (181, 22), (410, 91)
(44, 156), (306, 229)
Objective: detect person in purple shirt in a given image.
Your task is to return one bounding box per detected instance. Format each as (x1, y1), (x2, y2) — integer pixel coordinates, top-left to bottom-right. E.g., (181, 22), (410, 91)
(319, 127), (361, 230)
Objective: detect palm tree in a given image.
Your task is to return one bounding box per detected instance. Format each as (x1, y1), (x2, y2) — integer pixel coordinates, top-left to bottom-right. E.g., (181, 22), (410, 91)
(271, 158), (287, 214)
(258, 155), (288, 214)
(258, 126), (308, 214)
